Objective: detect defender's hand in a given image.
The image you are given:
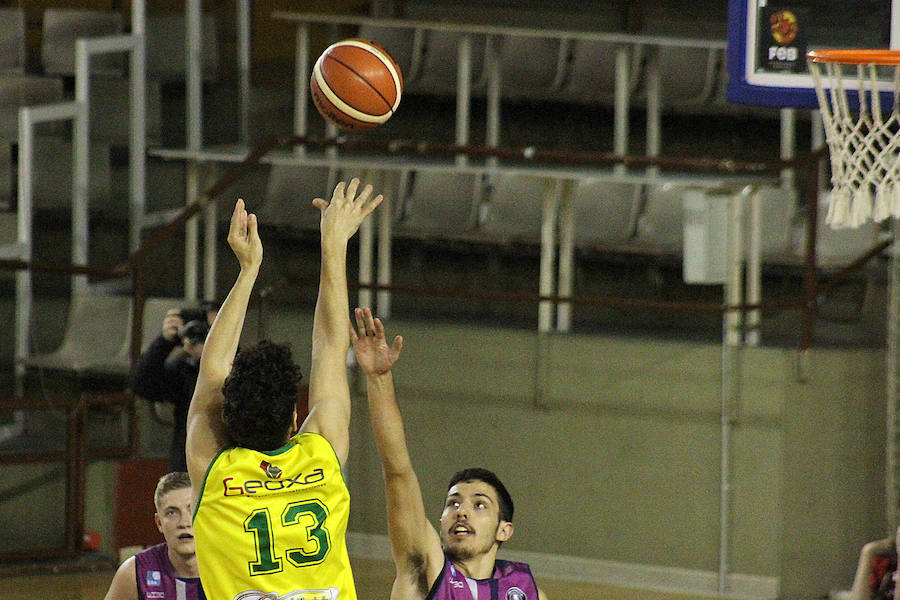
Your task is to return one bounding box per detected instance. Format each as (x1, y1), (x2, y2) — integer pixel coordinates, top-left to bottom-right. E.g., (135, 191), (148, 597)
(350, 307), (403, 376)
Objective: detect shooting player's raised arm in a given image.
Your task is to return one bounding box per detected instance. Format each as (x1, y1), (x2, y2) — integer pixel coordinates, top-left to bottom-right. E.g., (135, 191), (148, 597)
(301, 179), (382, 465)
(186, 199), (261, 498)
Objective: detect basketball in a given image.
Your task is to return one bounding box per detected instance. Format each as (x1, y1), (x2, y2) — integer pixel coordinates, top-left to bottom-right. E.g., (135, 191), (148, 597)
(310, 38), (403, 132)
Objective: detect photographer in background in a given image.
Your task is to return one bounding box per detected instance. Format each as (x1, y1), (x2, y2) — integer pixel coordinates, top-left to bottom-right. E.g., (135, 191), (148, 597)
(132, 302), (219, 472)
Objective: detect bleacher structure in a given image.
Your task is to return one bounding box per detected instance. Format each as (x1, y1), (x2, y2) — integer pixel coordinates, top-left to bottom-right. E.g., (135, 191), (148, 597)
(2, 1), (864, 391)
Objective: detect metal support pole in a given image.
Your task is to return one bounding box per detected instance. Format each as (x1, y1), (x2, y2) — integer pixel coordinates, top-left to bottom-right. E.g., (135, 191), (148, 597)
(73, 41), (91, 295)
(613, 45), (630, 177)
(74, 34), (141, 279)
(186, 0), (203, 152)
(887, 218), (900, 532)
(780, 108), (796, 189)
(185, 0), (203, 300)
(237, 0), (252, 144)
(203, 166), (218, 300)
(746, 187), (761, 346)
(456, 34), (473, 167)
(65, 399), (87, 555)
(484, 34), (500, 170)
(185, 161), (200, 301)
(377, 170), (393, 318)
(16, 107), (36, 396)
(359, 169), (374, 310)
(811, 110), (826, 191)
(556, 180), (575, 332)
(644, 47), (660, 179)
(719, 189), (745, 596)
(294, 23), (310, 142)
(538, 179), (560, 332)
(130, 1), (147, 254)
(15, 102), (78, 395)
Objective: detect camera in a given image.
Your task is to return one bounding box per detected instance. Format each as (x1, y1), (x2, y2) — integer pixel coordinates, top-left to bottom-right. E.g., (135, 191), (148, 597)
(178, 319), (210, 345)
(179, 307), (207, 323)
(176, 301), (218, 344)
(179, 300), (219, 325)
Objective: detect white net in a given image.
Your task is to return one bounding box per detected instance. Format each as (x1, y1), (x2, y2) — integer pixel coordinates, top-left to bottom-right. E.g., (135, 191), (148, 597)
(808, 53), (900, 228)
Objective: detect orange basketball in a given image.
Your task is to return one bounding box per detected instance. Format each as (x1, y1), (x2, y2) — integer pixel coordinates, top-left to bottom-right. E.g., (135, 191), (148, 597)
(310, 38), (403, 132)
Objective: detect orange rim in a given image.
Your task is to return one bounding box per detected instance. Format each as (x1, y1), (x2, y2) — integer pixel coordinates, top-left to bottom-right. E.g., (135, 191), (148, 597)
(807, 49), (900, 65)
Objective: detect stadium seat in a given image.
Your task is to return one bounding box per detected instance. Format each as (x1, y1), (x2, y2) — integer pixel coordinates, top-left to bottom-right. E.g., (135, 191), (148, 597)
(24, 292), (133, 377)
(0, 8), (26, 74)
(0, 74), (65, 141)
(146, 12), (220, 82)
(358, 24), (419, 83)
(749, 185), (797, 261)
(479, 173), (551, 243)
(647, 45), (720, 109)
(570, 179), (640, 247)
(31, 136), (111, 212)
(558, 40), (642, 105)
(23, 294), (196, 383)
(41, 8), (125, 77)
(404, 30), (487, 96)
(499, 34), (567, 99)
(634, 183), (684, 253)
(89, 77), (163, 146)
(0, 209), (17, 258)
(395, 170), (482, 238)
(245, 85), (295, 143)
(638, 6), (726, 111)
(258, 164), (337, 232)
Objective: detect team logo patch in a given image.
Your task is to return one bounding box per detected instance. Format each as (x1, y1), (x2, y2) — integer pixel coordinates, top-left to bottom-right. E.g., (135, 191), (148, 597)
(506, 587), (527, 600)
(145, 570), (162, 586)
(260, 460), (282, 478)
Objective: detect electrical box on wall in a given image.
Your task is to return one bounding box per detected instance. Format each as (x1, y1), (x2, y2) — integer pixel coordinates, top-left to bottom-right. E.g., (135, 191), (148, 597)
(683, 189), (729, 284)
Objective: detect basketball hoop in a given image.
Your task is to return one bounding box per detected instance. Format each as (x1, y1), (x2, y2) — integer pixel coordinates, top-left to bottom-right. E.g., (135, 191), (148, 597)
(807, 49), (900, 228)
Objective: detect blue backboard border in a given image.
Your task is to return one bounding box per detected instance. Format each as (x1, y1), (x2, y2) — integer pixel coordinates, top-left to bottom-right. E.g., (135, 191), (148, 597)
(726, 0), (900, 109)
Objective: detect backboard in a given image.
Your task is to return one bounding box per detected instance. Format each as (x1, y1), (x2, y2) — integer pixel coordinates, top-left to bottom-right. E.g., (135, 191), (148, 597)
(726, 0), (900, 107)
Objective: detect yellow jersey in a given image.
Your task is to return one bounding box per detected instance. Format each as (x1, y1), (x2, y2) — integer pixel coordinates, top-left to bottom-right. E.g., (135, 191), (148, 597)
(193, 432), (356, 600)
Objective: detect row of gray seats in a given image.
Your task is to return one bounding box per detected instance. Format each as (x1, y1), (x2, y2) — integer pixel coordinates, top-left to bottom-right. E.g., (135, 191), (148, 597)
(0, 7), (219, 81)
(0, 7), (220, 147)
(247, 165), (879, 266)
(0, 138), (187, 219)
(22, 295), (191, 379)
(0, 75), (164, 146)
(359, 25), (725, 111)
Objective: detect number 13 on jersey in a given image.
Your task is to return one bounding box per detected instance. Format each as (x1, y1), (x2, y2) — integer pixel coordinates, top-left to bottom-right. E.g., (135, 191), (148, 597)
(244, 499), (332, 575)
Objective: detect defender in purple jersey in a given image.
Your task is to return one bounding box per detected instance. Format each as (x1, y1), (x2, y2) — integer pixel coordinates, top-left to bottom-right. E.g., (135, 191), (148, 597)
(104, 472), (205, 600)
(351, 308), (549, 600)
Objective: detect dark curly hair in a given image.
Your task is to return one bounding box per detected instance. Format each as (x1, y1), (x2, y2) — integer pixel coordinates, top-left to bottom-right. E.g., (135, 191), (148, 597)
(447, 467), (514, 523)
(221, 340), (304, 451)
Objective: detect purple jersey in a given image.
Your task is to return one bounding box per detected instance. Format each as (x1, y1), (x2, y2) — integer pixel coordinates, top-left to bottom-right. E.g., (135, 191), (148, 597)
(134, 543), (206, 600)
(426, 557), (539, 600)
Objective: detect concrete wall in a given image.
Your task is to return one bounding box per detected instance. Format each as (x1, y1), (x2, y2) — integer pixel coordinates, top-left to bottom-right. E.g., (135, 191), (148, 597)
(338, 316), (886, 599)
